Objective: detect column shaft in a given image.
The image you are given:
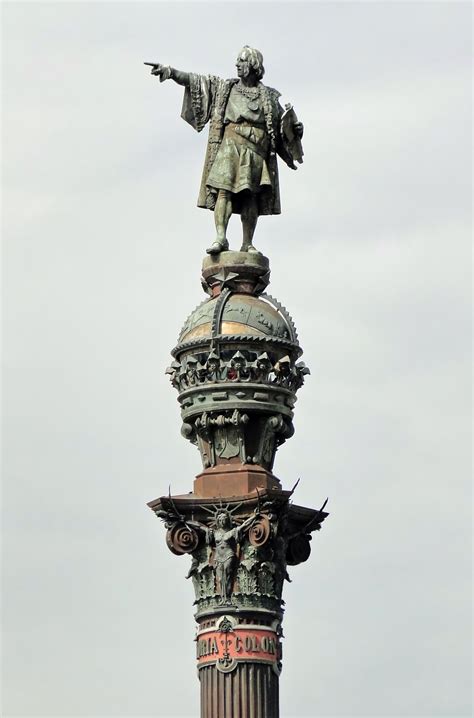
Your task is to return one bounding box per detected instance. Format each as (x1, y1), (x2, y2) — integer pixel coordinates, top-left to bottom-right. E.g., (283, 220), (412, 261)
(200, 663), (279, 718)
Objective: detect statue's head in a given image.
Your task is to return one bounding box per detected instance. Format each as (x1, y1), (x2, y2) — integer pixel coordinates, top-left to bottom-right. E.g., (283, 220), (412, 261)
(236, 46), (265, 81)
(276, 356), (291, 375)
(207, 352), (220, 372)
(231, 352), (245, 371)
(186, 358), (197, 377)
(216, 511), (231, 529)
(257, 353), (272, 372)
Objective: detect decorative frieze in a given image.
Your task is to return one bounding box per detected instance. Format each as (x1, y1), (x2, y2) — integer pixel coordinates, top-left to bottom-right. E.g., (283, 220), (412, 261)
(166, 350), (310, 393)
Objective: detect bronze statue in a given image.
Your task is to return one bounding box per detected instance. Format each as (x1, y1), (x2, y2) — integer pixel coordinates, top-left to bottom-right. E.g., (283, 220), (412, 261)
(184, 509), (257, 604)
(146, 46), (304, 255)
(212, 511), (251, 604)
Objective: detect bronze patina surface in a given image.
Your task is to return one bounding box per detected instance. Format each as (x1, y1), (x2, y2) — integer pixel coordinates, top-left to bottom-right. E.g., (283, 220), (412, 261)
(146, 46), (304, 255)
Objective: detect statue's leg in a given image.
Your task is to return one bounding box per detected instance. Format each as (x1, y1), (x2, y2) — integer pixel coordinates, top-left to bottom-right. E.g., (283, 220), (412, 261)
(207, 190), (231, 255)
(240, 193), (259, 252)
(224, 557), (235, 602)
(217, 561), (229, 603)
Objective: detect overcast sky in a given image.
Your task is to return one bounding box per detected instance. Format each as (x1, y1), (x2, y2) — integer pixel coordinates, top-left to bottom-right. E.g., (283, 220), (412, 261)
(2, 2), (472, 717)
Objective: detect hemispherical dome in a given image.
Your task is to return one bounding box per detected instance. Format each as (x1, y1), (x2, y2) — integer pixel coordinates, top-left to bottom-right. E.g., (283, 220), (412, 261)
(178, 293), (298, 346)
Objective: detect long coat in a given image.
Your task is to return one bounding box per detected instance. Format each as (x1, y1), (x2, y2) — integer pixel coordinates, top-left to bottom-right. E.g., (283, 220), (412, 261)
(180, 74), (295, 216)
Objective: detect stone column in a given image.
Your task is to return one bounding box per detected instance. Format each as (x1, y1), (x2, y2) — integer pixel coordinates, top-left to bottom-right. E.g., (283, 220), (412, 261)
(148, 252), (328, 717)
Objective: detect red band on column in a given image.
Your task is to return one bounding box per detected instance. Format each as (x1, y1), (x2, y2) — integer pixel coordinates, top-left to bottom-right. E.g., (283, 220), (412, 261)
(197, 627), (280, 671)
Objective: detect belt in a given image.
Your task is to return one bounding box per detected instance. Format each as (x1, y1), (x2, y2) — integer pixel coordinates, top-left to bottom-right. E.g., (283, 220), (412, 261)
(225, 121), (266, 130)
(224, 123), (269, 159)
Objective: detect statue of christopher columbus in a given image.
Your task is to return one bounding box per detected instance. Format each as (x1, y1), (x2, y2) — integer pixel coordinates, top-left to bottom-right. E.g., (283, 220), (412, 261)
(146, 46), (304, 255)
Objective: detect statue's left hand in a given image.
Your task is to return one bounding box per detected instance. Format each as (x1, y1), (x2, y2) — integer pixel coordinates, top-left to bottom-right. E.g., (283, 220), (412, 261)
(293, 121), (304, 139)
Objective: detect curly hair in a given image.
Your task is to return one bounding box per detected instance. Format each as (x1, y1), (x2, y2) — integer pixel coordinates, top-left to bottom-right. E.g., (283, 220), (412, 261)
(240, 46), (265, 80)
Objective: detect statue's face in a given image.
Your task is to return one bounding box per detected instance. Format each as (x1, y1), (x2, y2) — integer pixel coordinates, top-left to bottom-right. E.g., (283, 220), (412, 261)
(236, 50), (250, 78)
(217, 513), (229, 528)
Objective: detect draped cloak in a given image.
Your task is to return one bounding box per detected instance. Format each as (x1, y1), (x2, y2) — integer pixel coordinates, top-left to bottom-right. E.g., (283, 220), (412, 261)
(180, 74), (296, 216)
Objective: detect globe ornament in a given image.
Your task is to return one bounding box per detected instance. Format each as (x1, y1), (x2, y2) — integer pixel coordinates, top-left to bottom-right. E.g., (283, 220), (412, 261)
(166, 251), (310, 497)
